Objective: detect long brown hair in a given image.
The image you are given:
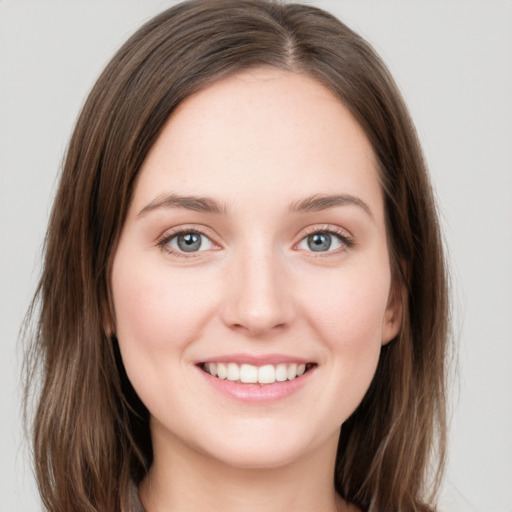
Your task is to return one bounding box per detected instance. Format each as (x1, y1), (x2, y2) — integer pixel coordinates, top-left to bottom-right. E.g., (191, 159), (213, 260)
(23, 1), (449, 511)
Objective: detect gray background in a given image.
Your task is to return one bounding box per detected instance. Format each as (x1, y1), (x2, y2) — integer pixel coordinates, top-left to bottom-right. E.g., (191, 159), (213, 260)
(1, 1), (511, 511)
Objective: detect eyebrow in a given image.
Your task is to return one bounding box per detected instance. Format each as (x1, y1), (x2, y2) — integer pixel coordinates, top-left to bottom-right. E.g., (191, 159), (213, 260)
(138, 193), (226, 217)
(288, 193), (373, 219)
(137, 192), (373, 219)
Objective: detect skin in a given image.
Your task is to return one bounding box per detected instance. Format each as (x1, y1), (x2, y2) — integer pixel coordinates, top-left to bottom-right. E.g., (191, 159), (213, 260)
(111, 68), (401, 512)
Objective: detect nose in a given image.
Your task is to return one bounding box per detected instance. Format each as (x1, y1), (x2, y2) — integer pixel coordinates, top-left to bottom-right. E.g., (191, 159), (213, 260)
(220, 244), (294, 337)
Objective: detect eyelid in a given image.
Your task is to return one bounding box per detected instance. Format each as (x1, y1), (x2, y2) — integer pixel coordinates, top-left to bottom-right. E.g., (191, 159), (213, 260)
(293, 224), (354, 253)
(156, 224), (221, 257)
(156, 223), (353, 258)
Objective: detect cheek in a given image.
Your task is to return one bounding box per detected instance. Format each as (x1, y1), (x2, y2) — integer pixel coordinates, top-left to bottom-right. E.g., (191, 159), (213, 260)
(309, 266), (390, 334)
(111, 253), (217, 412)
(112, 256), (215, 353)
(301, 261), (391, 376)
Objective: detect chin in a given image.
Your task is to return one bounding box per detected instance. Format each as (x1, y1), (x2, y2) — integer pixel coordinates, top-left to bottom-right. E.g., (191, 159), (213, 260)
(191, 423), (337, 471)
(203, 442), (308, 470)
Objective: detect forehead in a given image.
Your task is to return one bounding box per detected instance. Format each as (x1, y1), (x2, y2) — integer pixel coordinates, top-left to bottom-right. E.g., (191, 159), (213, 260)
(131, 68), (383, 221)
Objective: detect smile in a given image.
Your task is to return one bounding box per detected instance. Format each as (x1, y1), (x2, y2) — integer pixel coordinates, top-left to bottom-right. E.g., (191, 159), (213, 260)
(200, 362), (315, 385)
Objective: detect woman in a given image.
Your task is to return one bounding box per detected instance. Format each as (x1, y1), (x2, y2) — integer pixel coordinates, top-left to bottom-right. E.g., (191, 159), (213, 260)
(24, 1), (449, 511)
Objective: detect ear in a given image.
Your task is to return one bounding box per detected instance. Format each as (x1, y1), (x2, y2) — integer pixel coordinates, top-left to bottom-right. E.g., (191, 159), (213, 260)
(101, 298), (116, 338)
(104, 320), (115, 338)
(381, 279), (405, 346)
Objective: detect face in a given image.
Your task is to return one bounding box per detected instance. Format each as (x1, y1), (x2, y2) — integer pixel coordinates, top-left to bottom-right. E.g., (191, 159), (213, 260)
(111, 68), (401, 470)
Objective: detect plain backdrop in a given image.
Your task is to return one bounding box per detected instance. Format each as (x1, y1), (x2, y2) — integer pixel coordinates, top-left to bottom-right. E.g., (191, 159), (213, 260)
(1, 1), (511, 511)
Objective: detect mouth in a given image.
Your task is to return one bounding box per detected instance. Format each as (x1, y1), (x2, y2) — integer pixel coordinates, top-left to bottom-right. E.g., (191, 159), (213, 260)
(198, 362), (317, 385)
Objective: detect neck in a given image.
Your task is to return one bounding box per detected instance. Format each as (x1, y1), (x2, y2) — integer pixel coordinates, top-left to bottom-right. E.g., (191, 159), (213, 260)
(139, 427), (350, 512)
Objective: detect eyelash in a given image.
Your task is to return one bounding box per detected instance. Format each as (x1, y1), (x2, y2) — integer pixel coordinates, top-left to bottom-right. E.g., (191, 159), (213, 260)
(157, 226), (218, 258)
(295, 225), (354, 255)
(157, 224), (354, 258)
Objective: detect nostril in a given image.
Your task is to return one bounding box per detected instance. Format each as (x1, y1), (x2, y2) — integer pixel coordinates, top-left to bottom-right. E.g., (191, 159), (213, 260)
(220, 266), (294, 335)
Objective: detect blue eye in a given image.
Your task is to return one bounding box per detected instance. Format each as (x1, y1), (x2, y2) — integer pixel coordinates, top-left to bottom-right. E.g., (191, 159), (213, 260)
(297, 231), (345, 252)
(167, 232), (214, 253)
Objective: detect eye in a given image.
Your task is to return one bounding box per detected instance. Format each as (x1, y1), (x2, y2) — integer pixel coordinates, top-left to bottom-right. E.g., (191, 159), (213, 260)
(296, 230), (350, 253)
(162, 230), (215, 254)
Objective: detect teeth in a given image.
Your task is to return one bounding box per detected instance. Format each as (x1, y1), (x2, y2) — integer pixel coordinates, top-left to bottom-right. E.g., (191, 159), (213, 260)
(287, 363), (297, 380)
(203, 362), (311, 385)
(258, 365), (275, 384)
(240, 364), (258, 383)
(275, 364), (288, 382)
(227, 363), (239, 381)
(217, 363), (227, 379)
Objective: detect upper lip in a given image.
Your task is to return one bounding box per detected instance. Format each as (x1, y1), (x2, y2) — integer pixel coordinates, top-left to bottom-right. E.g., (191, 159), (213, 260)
(196, 353), (314, 365)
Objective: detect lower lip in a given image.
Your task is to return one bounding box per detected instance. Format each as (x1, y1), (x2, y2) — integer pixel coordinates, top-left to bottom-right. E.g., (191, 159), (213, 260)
(197, 367), (314, 403)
